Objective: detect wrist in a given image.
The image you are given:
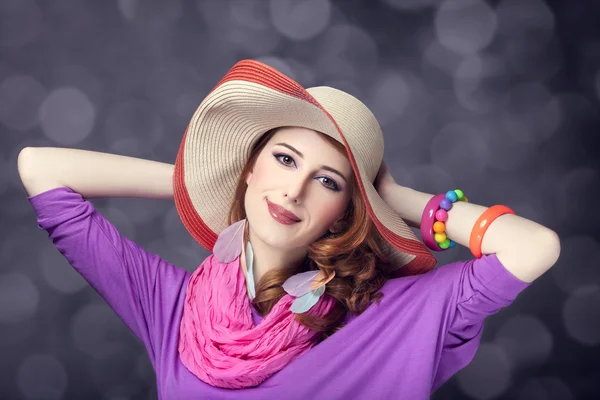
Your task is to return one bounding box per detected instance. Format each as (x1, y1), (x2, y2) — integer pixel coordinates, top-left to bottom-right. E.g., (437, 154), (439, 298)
(381, 184), (431, 229)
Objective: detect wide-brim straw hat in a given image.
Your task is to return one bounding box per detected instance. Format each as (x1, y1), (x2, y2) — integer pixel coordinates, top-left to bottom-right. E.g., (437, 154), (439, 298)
(173, 59), (437, 277)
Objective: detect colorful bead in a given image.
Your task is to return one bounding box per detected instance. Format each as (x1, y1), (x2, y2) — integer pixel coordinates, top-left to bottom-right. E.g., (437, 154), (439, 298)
(421, 189), (465, 252)
(426, 189), (464, 252)
(434, 232), (447, 243)
(440, 198), (452, 210)
(433, 221), (445, 233)
(435, 209), (448, 222)
(446, 190), (458, 202)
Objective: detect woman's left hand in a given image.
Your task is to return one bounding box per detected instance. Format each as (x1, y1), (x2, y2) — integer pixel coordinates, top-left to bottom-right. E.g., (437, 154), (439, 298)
(374, 160), (397, 200)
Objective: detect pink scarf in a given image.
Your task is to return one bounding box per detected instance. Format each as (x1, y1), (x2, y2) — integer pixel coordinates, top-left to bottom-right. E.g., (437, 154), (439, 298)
(178, 219), (336, 389)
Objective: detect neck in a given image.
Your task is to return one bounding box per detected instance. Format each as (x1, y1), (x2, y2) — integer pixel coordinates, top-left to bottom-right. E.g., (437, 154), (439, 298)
(246, 225), (307, 286)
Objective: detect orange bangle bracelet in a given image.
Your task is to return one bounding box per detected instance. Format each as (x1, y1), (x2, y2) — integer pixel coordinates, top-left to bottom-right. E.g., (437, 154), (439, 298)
(469, 205), (515, 259)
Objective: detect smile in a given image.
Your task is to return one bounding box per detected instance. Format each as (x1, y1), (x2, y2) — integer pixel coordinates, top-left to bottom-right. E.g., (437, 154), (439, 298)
(266, 199), (301, 225)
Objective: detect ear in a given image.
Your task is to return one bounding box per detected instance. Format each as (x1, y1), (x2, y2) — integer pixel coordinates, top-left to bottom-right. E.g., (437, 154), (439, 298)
(245, 171), (253, 185)
(329, 218), (345, 234)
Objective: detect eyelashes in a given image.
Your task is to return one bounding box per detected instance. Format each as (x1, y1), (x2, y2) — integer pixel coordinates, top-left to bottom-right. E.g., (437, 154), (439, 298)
(273, 153), (341, 192)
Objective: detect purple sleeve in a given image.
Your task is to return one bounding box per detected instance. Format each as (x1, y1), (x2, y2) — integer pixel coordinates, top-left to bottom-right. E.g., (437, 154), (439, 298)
(26, 187), (188, 365)
(431, 253), (532, 391)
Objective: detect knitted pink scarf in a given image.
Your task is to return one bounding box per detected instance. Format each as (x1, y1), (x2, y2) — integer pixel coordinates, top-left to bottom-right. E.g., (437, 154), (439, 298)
(178, 219), (336, 389)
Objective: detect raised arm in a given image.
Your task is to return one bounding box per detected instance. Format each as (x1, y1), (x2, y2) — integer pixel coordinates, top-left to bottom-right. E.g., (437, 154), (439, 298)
(17, 147), (174, 199)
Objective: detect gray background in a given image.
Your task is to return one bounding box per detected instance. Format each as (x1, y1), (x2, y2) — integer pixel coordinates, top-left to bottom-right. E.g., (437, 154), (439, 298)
(1, 0), (599, 399)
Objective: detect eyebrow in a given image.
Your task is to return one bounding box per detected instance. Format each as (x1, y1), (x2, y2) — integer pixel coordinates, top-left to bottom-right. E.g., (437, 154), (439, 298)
(274, 142), (348, 183)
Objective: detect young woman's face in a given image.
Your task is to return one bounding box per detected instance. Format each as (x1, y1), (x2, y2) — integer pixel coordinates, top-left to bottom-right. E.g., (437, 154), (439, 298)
(244, 127), (353, 249)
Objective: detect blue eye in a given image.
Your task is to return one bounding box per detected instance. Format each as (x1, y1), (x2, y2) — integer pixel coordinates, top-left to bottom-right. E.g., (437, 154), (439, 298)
(273, 153), (340, 192)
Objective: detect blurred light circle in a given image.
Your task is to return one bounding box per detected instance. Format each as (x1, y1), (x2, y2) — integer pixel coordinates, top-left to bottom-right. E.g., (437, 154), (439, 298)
(382, 0), (442, 11)
(367, 71), (411, 125)
(88, 356), (141, 392)
(109, 136), (144, 158)
(423, 39), (465, 76)
(431, 122), (490, 180)
(0, 273), (39, 324)
(456, 342), (512, 399)
(454, 54), (510, 113)
(104, 384), (137, 400)
(555, 93), (598, 144)
(51, 63), (104, 106)
(434, 0), (497, 55)
(387, 73), (430, 148)
(407, 163), (456, 197)
(104, 100), (164, 154)
(39, 87), (96, 145)
(0, 74), (46, 131)
(555, 168), (600, 231)
(496, 0), (555, 43)
(0, 0), (42, 48)
(163, 205), (199, 250)
(505, 35), (562, 80)
(142, 60), (202, 116)
(197, 0), (281, 56)
(481, 114), (536, 173)
(562, 285), (600, 346)
(40, 242), (88, 295)
(517, 376), (574, 400)
(0, 152), (7, 196)
(495, 315), (553, 368)
(270, 0), (331, 41)
(315, 54), (361, 83)
(551, 235), (600, 294)
(316, 24), (379, 80)
(70, 303), (129, 360)
(17, 354), (68, 400)
(1, 225), (48, 268)
(496, 0), (559, 79)
(117, 0), (182, 26)
(595, 70), (600, 103)
(505, 83), (562, 143)
(230, 0), (271, 30)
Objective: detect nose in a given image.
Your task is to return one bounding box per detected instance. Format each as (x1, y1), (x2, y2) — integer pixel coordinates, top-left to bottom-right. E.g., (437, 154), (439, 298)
(283, 174), (311, 204)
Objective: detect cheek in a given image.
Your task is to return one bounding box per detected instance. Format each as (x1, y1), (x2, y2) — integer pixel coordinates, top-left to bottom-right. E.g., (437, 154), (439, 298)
(248, 158), (274, 187)
(311, 198), (346, 224)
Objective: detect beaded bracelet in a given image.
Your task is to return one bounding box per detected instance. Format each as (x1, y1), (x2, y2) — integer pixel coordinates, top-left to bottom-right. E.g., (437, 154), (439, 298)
(420, 189), (468, 252)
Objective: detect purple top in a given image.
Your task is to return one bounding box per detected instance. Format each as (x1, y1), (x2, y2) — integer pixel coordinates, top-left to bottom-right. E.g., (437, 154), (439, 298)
(27, 187), (532, 400)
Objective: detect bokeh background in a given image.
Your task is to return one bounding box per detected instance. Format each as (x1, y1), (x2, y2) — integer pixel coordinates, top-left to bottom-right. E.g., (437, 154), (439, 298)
(1, 0), (599, 399)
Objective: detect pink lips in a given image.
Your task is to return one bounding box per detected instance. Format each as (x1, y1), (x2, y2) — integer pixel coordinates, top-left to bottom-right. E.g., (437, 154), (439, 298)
(266, 199), (300, 225)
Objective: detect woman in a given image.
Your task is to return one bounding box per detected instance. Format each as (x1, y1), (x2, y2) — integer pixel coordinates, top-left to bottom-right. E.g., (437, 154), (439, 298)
(18, 60), (560, 399)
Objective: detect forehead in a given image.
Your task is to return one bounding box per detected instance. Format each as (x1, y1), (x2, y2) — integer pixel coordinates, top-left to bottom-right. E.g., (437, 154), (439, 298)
(268, 127), (343, 152)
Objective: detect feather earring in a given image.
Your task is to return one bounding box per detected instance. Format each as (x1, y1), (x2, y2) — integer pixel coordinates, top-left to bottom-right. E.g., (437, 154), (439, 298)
(213, 219), (246, 263)
(283, 269), (335, 314)
(214, 218), (257, 298)
(290, 285), (326, 313)
(246, 238), (256, 299)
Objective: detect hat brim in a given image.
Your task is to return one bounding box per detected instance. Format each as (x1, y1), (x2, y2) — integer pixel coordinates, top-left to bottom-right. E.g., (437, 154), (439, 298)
(174, 60), (437, 277)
